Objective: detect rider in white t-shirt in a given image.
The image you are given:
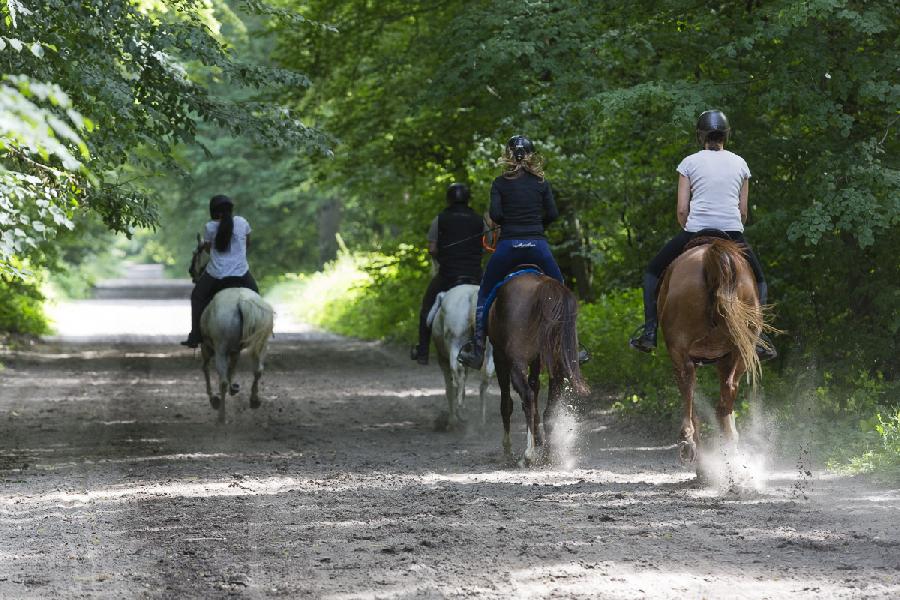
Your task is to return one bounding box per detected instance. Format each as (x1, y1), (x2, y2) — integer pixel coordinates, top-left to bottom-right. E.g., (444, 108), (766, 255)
(181, 195), (259, 348)
(629, 110), (774, 360)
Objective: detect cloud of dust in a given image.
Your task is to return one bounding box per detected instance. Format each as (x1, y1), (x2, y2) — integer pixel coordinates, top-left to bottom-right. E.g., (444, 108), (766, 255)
(546, 392), (586, 471)
(691, 388), (776, 494)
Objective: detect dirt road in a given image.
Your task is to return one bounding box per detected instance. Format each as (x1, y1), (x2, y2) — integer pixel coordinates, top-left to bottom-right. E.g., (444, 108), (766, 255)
(1, 301), (898, 598)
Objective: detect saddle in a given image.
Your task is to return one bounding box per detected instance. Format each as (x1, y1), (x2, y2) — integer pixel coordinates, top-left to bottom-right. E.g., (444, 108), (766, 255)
(482, 265), (545, 326)
(449, 275), (480, 287)
(684, 228), (733, 251)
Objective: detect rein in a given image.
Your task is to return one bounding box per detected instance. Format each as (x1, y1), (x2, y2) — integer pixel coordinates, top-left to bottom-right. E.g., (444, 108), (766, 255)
(439, 225), (501, 252)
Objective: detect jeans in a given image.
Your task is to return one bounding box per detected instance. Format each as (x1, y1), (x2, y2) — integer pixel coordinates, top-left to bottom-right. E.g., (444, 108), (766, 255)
(474, 239), (564, 336)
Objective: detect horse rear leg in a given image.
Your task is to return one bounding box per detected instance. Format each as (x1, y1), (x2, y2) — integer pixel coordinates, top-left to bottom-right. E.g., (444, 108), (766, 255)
(511, 365), (538, 466)
(202, 347), (214, 405)
(672, 355), (698, 462)
(528, 358), (543, 447)
(214, 350), (229, 424)
(716, 355), (743, 445)
(249, 350), (264, 409)
(438, 355), (459, 431)
(494, 352), (513, 456)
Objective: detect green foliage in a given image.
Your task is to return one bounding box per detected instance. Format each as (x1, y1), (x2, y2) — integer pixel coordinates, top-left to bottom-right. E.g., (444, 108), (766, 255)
(272, 246), (430, 341)
(0, 265), (47, 335)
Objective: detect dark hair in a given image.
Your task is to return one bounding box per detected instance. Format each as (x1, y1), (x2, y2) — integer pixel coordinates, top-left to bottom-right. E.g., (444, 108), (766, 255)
(209, 195), (234, 252)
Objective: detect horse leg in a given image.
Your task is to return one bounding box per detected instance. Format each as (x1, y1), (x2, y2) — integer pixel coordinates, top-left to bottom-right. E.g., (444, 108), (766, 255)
(511, 365), (537, 466)
(214, 348), (229, 424)
(672, 355), (698, 463)
(495, 353), (513, 457)
(716, 356), (742, 446)
(544, 376), (563, 447)
(528, 358), (543, 448)
(439, 355), (457, 431)
(249, 350), (264, 409)
(479, 373), (490, 427)
(201, 346), (215, 406)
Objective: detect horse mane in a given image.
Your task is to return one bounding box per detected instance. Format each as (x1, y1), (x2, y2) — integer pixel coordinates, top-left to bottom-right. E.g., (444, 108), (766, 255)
(531, 278), (589, 395)
(702, 239), (765, 385)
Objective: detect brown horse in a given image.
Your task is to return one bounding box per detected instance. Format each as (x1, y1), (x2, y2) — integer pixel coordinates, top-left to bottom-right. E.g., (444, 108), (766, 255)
(488, 273), (589, 465)
(658, 237), (772, 464)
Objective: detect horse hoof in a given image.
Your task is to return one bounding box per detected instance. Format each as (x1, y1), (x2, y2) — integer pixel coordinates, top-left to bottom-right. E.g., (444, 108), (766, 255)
(249, 396), (261, 409)
(229, 383), (240, 396)
(210, 395), (222, 410)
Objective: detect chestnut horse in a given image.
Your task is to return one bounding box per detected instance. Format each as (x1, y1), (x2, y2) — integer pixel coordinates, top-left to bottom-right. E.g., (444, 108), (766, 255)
(658, 237), (772, 463)
(488, 273), (589, 465)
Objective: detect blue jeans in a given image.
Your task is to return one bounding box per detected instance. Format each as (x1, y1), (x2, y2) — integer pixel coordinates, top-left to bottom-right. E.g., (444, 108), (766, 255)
(474, 239), (564, 336)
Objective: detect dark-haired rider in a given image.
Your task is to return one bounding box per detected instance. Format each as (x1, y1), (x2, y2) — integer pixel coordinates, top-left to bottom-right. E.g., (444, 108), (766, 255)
(457, 136), (565, 370)
(410, 183), (485, 365)
(181, 195), (259, 348)
(628, 110), (776, 360)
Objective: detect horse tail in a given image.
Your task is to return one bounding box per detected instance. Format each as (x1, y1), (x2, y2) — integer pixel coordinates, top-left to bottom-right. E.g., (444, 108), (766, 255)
(703, 240), (764, 385)
(534, 279), (589, 396)
(237, 292), (274, 359)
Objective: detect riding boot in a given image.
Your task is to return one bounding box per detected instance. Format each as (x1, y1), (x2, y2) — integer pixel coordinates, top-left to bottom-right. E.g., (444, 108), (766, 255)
(630, 272), (659, 352)
(180, 331), (201, 349)
(458, 304), (486, 369)
(457, 334), (485, 369)
(756, 332), (777, 361)
(409, 344), (429, 366)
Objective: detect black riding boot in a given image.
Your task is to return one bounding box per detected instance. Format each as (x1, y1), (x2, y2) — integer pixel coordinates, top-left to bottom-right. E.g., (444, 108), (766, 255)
(410, 344), (429, 366)
(458, 333), (485, 369)
(630, 272), (660, 352)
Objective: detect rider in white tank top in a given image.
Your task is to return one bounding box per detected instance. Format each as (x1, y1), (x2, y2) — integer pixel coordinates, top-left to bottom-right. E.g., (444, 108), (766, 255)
(678, 149), (751, 233)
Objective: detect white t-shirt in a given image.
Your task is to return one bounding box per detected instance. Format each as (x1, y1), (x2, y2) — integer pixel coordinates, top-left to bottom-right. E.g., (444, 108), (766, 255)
(204, 215), (251, 278)
(677, 149), (750, 233)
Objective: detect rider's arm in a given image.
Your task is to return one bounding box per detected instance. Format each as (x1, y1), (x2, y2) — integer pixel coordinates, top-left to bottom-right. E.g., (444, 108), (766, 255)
(739, 178), (749, 224)
(542, 181), (559, 227)
(676, 174), (691, 228)
(245, 234), (251, 253)
(488, 180), (504, 224)
(426, 216), (439, 259)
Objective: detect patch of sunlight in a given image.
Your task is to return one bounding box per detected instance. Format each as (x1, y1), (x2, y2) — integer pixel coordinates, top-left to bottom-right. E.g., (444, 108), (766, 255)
(0, 472), (413, 508)
(505, 561), (893, 599)
(420, 468), (693, 487)
(339, 387), (446, 399)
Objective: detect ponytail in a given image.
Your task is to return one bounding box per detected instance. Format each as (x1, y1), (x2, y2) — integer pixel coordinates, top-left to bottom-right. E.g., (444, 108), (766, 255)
(211, 199), (234, 252)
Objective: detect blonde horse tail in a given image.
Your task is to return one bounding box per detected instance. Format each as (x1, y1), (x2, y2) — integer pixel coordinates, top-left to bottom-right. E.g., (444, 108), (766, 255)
(535, 279), (589, 396)
(703, 240), (764, 386)
(237, 292), (274, 359)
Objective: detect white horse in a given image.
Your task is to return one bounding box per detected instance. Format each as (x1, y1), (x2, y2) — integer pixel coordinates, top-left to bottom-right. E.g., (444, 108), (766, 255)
(190, 237), (274, 423)
(430, 284), (495, 430)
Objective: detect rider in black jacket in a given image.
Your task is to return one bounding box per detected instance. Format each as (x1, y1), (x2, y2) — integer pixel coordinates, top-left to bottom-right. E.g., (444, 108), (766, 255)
(410, 183), (485, 365)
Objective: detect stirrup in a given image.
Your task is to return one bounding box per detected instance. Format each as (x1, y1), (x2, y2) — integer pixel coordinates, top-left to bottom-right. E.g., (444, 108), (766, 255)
(628, 323), (656, 353)
(756, 334), (777, 362)
(578, 344), (591, 364)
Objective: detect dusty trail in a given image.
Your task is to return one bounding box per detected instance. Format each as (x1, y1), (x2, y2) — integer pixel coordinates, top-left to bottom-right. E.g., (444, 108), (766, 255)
(1, 312), (898, 598)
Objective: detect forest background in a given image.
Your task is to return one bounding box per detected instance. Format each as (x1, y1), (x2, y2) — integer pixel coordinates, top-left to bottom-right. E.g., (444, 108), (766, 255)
(1, 0), (897, 474)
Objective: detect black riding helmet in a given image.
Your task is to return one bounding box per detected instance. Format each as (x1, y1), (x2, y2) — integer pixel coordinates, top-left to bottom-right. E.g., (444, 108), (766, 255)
(696, 110), (730, 147)
(446, 182), (471, 205)
(209, 194), (234, 219)
(506, 135), (535, 162)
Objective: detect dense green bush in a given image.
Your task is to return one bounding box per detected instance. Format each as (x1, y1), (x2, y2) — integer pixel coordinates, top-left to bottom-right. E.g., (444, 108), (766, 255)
(0, 269), (49, 336)
(272, 245), (429, 342)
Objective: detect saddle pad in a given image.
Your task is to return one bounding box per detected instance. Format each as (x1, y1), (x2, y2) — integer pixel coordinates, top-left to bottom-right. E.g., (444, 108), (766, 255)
(482, 268), (543, 325)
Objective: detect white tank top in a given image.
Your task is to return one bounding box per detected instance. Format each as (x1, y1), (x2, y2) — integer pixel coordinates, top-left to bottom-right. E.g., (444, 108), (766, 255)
(677, 149), (750, 233)
(204, 215), (251, 278)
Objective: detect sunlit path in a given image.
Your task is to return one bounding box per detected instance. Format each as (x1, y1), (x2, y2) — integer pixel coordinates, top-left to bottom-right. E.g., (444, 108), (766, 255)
(1, 321), (897, 598)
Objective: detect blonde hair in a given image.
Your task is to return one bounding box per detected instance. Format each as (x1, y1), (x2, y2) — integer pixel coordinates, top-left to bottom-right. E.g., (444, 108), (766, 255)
(498, 148), (545, 180)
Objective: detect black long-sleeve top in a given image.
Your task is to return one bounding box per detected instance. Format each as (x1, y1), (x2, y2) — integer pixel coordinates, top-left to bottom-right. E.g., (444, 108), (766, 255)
(489, 172), (559, 240)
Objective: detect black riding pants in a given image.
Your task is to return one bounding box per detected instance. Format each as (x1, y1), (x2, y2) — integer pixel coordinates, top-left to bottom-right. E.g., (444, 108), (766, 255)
(190, 271), (259, 338)
(642, 230), (767, 323)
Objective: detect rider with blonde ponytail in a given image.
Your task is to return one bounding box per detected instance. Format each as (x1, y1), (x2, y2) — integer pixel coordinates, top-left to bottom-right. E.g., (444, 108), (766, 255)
(181, 195), (258, 348)
(458, 135), (563, 369)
